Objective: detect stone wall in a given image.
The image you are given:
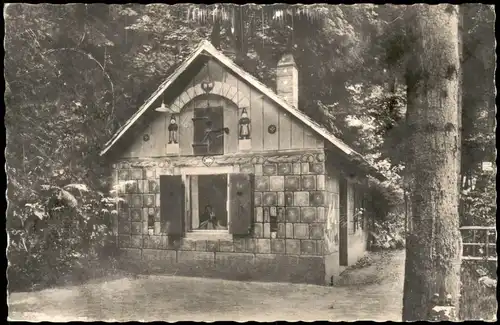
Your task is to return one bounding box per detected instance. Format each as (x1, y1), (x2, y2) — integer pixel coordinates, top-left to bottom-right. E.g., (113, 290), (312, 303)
(111, 150), (329, 285)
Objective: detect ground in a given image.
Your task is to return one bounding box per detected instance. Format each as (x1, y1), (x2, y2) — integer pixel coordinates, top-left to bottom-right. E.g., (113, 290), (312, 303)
(8, 250), (405, 322)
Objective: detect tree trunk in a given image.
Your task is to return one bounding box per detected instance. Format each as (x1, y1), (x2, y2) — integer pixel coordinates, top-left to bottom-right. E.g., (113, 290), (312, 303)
(402, 4), (463, 321)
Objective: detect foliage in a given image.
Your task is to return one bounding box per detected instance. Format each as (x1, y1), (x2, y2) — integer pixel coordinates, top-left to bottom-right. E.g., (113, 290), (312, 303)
(369, 213), (406, 251)
(460, 166), (496, 226)
(7, 181), (119, 291)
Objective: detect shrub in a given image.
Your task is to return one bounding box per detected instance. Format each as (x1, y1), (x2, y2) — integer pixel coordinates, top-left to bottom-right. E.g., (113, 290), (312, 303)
(369, 212), (405, 251)
(7, 182), (119, 292)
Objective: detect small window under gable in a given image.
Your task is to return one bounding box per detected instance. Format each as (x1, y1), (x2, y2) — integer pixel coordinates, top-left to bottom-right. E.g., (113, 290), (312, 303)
(192, 105), (224, 155)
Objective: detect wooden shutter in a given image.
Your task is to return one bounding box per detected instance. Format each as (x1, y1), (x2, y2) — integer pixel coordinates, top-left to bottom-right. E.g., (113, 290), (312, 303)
(208, 106), (223, 155)
(228, 173), (253, 235)
(192, 107), (209, 155)
(160, 175), (184, 236)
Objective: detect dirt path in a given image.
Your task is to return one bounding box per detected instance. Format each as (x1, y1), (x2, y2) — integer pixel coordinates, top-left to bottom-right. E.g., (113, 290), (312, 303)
(8, 250), (405, 322)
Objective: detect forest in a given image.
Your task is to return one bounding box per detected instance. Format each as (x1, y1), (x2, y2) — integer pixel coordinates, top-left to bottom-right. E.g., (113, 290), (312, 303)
(4, 4), (496, 321)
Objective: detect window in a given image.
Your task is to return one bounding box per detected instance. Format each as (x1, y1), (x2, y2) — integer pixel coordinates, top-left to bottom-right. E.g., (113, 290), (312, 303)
(159, 173), (253, 237)
(192, 106), (224, 155)
(188, 174), (229, 231)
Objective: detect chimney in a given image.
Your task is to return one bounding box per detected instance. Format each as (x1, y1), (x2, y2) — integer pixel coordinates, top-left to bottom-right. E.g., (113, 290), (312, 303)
(276, 53), (298, 109)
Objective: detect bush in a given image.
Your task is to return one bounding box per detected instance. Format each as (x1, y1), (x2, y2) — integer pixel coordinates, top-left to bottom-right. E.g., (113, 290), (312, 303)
(369, 212), (405, 251)
(7, 182), (119, 292)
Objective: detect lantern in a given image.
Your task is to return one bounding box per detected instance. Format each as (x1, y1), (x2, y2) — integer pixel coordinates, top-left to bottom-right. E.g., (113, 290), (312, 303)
(238, 107), (251, 140)
(168, 115), (178, 144)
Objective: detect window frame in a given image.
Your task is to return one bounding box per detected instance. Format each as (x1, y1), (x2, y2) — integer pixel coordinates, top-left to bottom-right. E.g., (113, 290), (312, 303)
(179, 166), (235, 240)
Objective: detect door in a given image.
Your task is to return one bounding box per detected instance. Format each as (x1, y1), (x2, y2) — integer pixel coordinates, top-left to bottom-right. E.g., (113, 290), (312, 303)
(339, 178), (348, 266)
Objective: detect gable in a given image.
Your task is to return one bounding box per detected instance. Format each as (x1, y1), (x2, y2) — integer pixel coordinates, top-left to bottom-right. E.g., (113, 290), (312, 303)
(118, 58), (324, 159)
(100, 40), (385, 180)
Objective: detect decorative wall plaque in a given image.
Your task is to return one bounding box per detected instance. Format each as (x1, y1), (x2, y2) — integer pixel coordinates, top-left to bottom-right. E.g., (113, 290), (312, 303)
(268, 124), (277, 134)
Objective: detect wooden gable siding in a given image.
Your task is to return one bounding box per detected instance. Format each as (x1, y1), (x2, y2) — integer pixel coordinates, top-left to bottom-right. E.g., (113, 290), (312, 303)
(120, 59), (323, 159)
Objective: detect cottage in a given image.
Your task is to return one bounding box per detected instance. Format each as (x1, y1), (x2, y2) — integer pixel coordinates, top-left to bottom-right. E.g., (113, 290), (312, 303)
(100, 40), (385, 285)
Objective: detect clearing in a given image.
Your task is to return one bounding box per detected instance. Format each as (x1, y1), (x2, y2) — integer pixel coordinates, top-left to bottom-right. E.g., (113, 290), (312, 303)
(8, 249), (405, 322)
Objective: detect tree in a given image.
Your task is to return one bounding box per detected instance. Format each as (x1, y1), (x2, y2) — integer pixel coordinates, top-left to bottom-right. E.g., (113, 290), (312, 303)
(402, 4), (462, 321)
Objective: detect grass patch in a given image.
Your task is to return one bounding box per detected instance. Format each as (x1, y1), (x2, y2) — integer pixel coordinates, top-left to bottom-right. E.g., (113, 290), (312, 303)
(459, 261), (497, 321)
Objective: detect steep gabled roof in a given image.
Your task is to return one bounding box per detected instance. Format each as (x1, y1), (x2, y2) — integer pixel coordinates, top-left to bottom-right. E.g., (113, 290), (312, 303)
(100, 40), (385, 180)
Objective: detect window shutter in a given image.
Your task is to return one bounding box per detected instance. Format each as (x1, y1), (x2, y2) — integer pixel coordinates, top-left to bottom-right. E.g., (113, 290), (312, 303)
(228, 173), (253, 235)
(160, 175), (184, 236)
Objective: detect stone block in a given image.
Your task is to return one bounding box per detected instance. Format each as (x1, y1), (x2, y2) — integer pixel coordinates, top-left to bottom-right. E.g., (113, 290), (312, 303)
(263, 207), (270, 222)
(240, 164), (255, 174)
(277, 207), (286, 222)
(149, 180), (159, 193)
(316, 240), (325, 255)
(154, 222), (161, 235)
(317, 207), (326, 222)
(316, 175), (326, 190)
(263, 164), (277, 175)
(125, 180), (138, 194)
(118, 221), (131, 234)
(215, 252), (255, 279)
(130, 169), (143, 180)
(285, 207), (300, 222)
(256, 238), (271, 253)
(131, 235), (142, 248)
(271, 239), (286, 253)
(301, 207), (317, 223)
(130, 208), (142, 222)
(294, 223), (309, 239)
(277, 223), (286, 238)
(195, 240), (207, 251)
(131, 222), (142, 235)
(253, 223), (263, 238)
(300, 240), (316, 255)
(284, 176), (301, 191)
(143, 235), (161, 249)
(207, 240), (219, 252)
(301, 163), (310, 174)
(277, 192), (285, 206)
(177, 251), (215, 265)
(180, 238), (196, 251)
(262, 192), (277, 206)
(286, 223), (294, 238)
(255, 176), (270, 191)
(294, 192), (310, 206)
(118, 169), (129, 181)
(286, 239), (301, 255)
(269, 176), (284, 191)
(310, 224), (324, 239)
(219, 240), (234, 252)
(285, 192), (294, 206)
(130, 194), (142, 208)
(155, 193), (161, 207)
(233, 238), (246, 252)
(254, 164), (263, 175)
(119, 235), (131, 248)
(143, 169), (155, 179)
(255, 207), (263, 222)
(292, 163), (302, 175)
(254, 192), (262, 207)
(263, 223), (271, 238)
(309, 192), (324, 206)
(301, 175), (316, 190)
(278, 163), (292, 175)
(159, 235), (170, 249)
(246, 238), (256, 253)
(143, 194), (155, 208)
(309, 162), (324, 174)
